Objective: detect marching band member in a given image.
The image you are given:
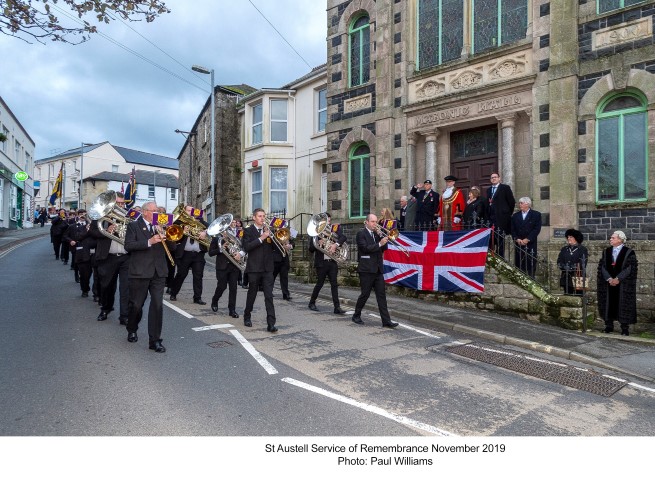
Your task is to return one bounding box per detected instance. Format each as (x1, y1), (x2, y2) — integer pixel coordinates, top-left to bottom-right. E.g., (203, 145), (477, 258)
(91, 192), (130, 324)
(352, 214), (398, 328)
(124, 201), (168, 352)
(242, 208), (278, 332)
(438, 175), (466, 231)
(65, 209), (97, 299)
(208, 217), (242, 318)
(168, 205), (209, 305)
(308, 213), (347, 314)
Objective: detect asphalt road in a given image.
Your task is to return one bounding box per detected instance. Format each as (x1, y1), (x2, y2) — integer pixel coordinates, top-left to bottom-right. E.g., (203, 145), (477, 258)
(2, 236), (654, 438)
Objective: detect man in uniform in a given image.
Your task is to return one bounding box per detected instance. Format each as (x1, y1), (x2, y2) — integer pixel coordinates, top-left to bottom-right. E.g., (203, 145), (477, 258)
(437, 175), (466, 231)
(410, 180), (439, 230)
(308, 213), (347, 314)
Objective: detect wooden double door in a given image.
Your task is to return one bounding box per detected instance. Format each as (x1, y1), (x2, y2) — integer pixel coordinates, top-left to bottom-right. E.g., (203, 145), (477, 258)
(449, 125), (498, 195)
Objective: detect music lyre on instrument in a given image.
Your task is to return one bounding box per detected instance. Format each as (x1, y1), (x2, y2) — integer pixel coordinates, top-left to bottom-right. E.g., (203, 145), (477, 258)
(207, 213), (248, 272)
(371, 219), (410, 257)
(172, 203), (211, 248)
(152, 212), (183, 266)
(307, 212), (349, 266)
(263, 215), (291, 257)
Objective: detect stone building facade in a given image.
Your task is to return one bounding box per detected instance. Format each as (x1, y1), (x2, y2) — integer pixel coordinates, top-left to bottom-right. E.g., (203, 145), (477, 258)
(177, 85), (255, 221)
(324, 0), (655, 321)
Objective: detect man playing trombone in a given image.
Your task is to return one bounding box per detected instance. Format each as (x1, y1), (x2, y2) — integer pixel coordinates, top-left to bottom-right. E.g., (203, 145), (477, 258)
(242, 208), (278, 332)
(352, 213), (398, 328)
(308, 213), (347, 314)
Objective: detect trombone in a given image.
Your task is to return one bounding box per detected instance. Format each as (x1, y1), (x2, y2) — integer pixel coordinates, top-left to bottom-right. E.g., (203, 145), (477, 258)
(263, 215), (291, 257)
(372, 221), (410, 257)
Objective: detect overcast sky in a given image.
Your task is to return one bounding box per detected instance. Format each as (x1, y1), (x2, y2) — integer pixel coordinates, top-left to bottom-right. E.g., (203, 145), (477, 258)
(0, 0), (327, 160)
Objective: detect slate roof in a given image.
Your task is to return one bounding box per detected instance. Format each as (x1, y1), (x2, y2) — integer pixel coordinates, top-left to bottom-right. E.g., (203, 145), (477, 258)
(86, 170), (179, 189)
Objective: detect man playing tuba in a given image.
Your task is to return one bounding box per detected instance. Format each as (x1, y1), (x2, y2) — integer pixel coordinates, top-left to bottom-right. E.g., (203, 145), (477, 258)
(308, 213), (348, 314)
(208, 216), (243, 318)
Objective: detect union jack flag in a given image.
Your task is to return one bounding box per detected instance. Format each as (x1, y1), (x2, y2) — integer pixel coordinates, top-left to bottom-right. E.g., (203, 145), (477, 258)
(383, 228), (491, 293)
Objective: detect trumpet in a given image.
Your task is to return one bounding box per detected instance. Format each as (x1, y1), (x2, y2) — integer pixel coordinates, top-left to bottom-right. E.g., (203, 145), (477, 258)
(372, 221), (410, 257)
(207, 213), (247, 272)
(263, 215), (291, 257)
(172, 203), (210, 248)
(155, 223), (183, 266)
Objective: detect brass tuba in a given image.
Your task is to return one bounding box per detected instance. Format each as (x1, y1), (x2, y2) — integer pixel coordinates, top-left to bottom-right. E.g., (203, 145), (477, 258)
(372, 221), (410, 257)
(88, 190), (131, 244)
(306, 213), (349, 266)
(172, 203), (211, 248)
(263, 215), (291, 257)
(207, 213), (247, 272)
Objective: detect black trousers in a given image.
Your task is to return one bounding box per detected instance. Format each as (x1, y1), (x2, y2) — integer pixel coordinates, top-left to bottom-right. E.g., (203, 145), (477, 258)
(273, 258), (290, 297)
(310, 260), (340, 308)
(212, 264), (239, 312)
(354, 272), (391, 324)
(170, 251), (205, 300)
(127, 274), (165, 344)
(98, 254), (130, 319)
(514, 245), (537, 278)
(77, 260), (92, 294)
(491, 225), (506, 258)
(52, 236), (62, 258)
(166, 260), (176, 288)
(244, 271), (276, 326)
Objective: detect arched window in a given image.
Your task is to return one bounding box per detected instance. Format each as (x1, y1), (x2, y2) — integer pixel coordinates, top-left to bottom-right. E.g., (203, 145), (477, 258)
(349, 143), (371, 218)
(596, 92), (648, 203)
(349, 15), (370, 87)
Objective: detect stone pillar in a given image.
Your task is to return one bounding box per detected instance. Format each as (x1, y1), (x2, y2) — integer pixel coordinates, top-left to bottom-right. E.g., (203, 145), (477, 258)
(424, 130), (439, 183)
(407, 132), (417, 190)
(497, 114), (516, 189)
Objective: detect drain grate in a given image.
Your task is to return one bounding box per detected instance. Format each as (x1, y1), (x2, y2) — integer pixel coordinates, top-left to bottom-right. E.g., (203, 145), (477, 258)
(207, 340), (233, 348)
(446, 343), (627, 397)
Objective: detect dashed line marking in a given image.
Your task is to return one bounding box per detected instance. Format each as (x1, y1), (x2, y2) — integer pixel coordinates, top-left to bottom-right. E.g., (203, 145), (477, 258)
(192, 324), (234, 331)
(229, 329), (278, 375)
(163, 300), (194, 318)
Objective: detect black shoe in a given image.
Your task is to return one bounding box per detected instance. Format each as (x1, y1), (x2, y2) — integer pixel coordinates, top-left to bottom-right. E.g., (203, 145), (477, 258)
(165, 287), (171, 294)
(621, 331), (629, 336)
(352, 315), (363, 324)
(229, 311), (239, 318)
(194, 299), (207, 305)
(119, 317), (128, 326)
(93, 295), (99, 303)
(70, 266), (74, 270)
(308, 303), (318, 311)
(244, 319), (252, 327)
(97, 311), (108, 321)
(382, 321), (399, 329)
(267, 325), (278, 333)
(603, 327), (614, 333)
(283, 295), (292, 301)
(62, 261), (68, 265)
(55, 256), (59, 260)
(81, 292), (89, 298)
(211, 302), (218, 312)
(149, 340), (166, 353)
(127, 332), (138, 343)
(169, 295), (177, 301)
(242, 284), (249, 289)
(334, 307), (346, 314)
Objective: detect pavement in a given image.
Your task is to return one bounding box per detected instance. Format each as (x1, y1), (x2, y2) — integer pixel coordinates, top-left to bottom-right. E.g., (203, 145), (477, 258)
(3, 224), (655, 384)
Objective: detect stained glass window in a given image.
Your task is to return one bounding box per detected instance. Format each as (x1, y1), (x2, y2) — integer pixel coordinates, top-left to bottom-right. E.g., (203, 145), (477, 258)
(349, 143), (371, 218)
(472, 0), (527, 54)
(349, 15), (370, 87)
(596, 94), (648, 203)
(452, 127), (498, 158)
(598, 0), (645, 14)
(417, 0), (463, 69)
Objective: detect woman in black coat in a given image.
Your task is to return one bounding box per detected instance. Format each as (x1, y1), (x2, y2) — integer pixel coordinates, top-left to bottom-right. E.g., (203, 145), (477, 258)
(597, 230), (638, 336)
(462, 186), (487, 229)
(556, 229), (588, 295)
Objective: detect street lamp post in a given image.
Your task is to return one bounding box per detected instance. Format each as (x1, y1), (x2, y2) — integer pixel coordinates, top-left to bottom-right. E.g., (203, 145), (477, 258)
(192, 64), (215, 222)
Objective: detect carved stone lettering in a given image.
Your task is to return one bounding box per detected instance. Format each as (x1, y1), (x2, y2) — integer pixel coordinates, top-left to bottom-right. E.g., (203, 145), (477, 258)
(477, 95), (522, 112)
(592, 18), (652, 50)
(344, 94), (372, 113)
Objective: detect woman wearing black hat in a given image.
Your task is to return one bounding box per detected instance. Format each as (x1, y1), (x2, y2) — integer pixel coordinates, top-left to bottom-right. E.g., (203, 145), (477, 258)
(556, 229), (588, 295)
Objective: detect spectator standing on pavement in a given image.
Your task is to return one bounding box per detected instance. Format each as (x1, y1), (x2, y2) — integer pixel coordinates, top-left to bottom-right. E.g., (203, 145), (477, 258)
(486, 172), (516, 258)
(556, 229), (588, 296)
(510, 197), (541, 278)
(462, 186), (487, 229)
(410, 180), (439, 230)
(597, 230), (638, 336)
(398, 195), (416, 231)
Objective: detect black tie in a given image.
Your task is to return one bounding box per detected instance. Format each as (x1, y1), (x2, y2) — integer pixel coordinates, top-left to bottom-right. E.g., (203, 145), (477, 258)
(370, 231), (375, 242)
(190, 238), (195, 244)
(149, 224), (155, 236)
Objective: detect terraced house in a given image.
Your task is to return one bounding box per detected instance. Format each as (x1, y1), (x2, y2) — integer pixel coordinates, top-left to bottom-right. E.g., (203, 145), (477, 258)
(325, 0), (655, 320)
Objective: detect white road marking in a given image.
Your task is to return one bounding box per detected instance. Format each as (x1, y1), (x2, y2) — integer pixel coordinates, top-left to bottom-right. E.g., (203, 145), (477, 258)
(282, 377), (455, 436)
(626, 382), (655, 393)
(163, 300), (194, 318)
(229, 329), (278, 375)
(345, 310), (355, 315)
(368, 313), (381, 318)
(192, 324), (234, 331)
(399, 323), (442, 339)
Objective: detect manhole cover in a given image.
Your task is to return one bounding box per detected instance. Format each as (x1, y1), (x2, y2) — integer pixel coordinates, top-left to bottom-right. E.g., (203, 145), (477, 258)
(207, 341), (233, 348)
(447, 343), (627, 397)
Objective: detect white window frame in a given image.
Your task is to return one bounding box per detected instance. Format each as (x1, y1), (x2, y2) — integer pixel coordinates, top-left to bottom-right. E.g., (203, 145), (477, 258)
(112, 164), (119, 173)
(251, 169), (262, 210)
(270, 98), (288, 143)
(148, 184), (155, 198)
(9, 184), (18, 221)
(0, 178), (4, 220)
(170, 188), (177, 200)
(316, 87), (327, 133)
(1, 126), (8, 153)
(14, 139), (21, 163)
(252, 103), (263, 145)
(269, 166), (288, 214)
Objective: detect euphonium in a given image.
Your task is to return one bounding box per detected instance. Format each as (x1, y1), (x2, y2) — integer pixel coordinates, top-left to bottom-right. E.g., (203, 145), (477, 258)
(263, 215), (291, 257)
(371, 221), (410, 257)
(88, 190), (132, 244)
(172, 203), (210, 248)
(207, 213), (247, 272)
(306, 212), (349, 266)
